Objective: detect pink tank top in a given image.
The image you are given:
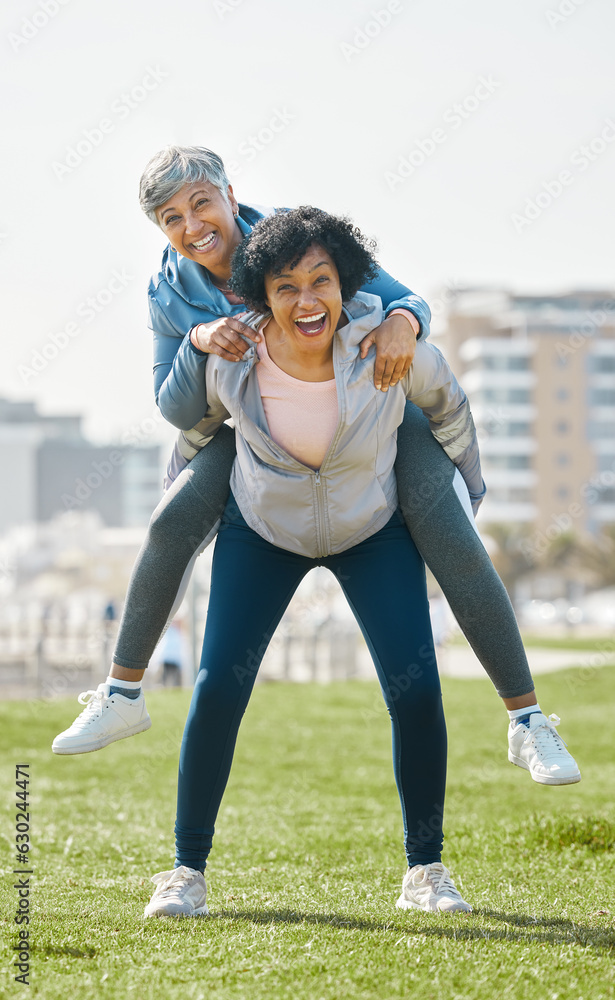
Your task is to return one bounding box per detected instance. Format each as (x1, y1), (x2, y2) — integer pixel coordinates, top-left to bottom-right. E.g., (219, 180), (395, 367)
(255, 335), (338, 470)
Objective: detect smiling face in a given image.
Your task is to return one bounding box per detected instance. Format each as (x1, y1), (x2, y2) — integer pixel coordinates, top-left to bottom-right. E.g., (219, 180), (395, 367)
(155, 180), (242, 280)
(263, 244), (344, 358)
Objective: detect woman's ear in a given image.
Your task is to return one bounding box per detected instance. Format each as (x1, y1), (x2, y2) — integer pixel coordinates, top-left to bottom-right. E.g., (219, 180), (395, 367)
(227, 184), (239, 217)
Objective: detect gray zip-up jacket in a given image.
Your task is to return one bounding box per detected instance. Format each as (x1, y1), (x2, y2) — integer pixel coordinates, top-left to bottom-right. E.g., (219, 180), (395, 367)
(173, 293), (485, 558)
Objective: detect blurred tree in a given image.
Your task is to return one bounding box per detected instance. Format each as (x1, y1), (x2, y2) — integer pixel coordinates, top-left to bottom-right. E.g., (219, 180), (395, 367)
(569, 526), (615, 590)
(483, 524), (615, 596)
(481, 522), (536, 595)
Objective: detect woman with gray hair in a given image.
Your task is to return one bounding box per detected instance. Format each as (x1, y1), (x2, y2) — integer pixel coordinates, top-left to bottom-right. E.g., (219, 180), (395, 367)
(53, 146), (580, 793)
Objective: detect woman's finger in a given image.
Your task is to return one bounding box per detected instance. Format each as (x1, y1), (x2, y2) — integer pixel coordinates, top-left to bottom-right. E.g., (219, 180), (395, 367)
(207, 345), (245, 362)
(387, 359), (407, 388)
(374, 356), (395, 391)
(227, 317), (261, 343)
(359, 331), (376, 359)
(208, 333), (249, 360)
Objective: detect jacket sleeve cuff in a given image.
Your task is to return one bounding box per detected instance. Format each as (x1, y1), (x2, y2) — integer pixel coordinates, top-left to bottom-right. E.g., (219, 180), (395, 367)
(188, 326), (208, 357)
(384, 296), (431, 340)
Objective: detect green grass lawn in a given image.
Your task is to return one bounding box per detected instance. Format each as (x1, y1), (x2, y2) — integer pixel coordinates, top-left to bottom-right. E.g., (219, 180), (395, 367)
(1, 667), (614, 1000)
(447, 632), (615, 653)
(521, 635), (615, 653)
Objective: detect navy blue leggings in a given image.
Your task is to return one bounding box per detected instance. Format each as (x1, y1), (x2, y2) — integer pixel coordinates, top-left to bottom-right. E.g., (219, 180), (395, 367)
(175, 498), (447, 872)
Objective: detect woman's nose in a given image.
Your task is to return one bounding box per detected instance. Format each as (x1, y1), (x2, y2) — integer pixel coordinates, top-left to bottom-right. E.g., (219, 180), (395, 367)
(297, 286), (318, 308)
(184, 211), (202, 236)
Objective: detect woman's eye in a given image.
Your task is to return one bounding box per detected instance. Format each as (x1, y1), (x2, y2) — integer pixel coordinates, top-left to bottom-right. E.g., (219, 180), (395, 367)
(165, 215), (180, 226)
(315, 275), (329, 284)
(196, 199), (209, 208)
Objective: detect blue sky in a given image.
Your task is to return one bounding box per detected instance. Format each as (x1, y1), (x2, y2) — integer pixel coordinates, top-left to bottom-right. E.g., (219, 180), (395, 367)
(2, 0), (613, 443)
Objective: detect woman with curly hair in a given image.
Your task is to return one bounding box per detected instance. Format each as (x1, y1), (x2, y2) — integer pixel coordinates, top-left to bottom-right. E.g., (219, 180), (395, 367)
(144, 206), (481, 916)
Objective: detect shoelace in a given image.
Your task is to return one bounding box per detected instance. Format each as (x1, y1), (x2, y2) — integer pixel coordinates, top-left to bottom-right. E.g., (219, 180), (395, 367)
(152, 870), (197, 898)
(414, 863), (462, 898)
(74, 688), (106, 722)
(522, 714), (569, 759)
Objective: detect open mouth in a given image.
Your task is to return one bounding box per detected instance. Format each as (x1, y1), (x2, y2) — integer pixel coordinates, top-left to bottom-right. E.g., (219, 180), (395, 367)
(191, 232), (217, 253)
(294, 312), (327, 336)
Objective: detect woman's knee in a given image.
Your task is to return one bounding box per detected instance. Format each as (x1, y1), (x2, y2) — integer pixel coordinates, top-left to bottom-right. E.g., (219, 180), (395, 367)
(187, 427), (236, 507)
(395, 687), (444, 730)
(404, 486), (490, 576)
(382, 665), (442, 718)
(189, 667), (246, 721)
(148, 459), (221, 553)
(146, 494), (202, 555)
(432, 514), (489, 570)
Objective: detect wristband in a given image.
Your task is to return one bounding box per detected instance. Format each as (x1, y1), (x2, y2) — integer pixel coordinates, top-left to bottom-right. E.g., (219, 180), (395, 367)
(190, 325), (202, 350)
(388, 308), (420, 336)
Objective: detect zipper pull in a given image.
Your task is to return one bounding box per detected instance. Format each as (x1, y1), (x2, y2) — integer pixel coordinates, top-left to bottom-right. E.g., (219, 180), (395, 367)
(315, 472), (321, 485)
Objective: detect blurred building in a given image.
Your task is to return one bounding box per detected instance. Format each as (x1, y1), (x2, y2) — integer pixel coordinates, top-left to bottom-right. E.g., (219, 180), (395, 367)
(439, 289), (615, 533)
(0, 398), (162, 531)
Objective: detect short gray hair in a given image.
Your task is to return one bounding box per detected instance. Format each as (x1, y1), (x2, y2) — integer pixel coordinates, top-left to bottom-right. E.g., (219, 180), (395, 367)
(139, 145), (231, 225)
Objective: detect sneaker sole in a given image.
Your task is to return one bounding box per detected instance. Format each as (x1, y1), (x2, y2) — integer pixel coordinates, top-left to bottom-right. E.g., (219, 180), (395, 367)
(396, 895), (472, 913)
(145, 903), (209, 918)
(508, 749), (581, 785)
(52, 717), (152, 755)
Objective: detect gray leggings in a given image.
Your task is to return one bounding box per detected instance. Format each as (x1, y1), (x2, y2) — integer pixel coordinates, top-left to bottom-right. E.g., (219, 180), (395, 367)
(113, 403), (534, 699)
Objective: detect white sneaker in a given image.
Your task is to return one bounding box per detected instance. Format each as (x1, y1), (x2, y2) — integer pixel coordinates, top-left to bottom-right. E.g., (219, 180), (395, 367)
(51, 683), (151, 755)
(396, 862), (472, 913)
(508, 712), (581, 785)
(144, 866), (209, 918)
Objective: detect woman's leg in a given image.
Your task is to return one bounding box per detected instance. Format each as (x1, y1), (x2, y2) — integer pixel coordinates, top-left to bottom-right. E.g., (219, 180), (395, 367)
(51, 427), (237, 756)
(112, 424), (236, 673)
(394, 402), (534, 701)
(324, 512), (446, 869)
(175, 499), (313, 872)
(395, 404), (580, 785)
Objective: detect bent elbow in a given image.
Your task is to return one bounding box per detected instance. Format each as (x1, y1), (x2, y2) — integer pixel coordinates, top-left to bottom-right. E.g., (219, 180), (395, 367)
(157, 391), (204, 431)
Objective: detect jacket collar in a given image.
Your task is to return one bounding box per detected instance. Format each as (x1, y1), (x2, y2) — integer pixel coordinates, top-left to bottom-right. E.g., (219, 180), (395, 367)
(338, 293), (384, 350)
(236, 292), (384, 369)
(152, 202), (271, 310)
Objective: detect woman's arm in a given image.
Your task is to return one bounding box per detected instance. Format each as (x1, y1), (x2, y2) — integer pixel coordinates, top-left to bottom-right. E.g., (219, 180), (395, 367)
(164, 361), (233, 488)
(359, 266), (431, 340)
(357, 267), (431, 392)
(151, 296), (212, 429)
(151, 296), (258, 430)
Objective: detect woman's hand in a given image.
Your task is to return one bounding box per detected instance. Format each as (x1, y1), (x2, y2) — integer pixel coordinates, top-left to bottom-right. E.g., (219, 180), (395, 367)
(191, 316), (262, 362)
(359, 311), (420, 391)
